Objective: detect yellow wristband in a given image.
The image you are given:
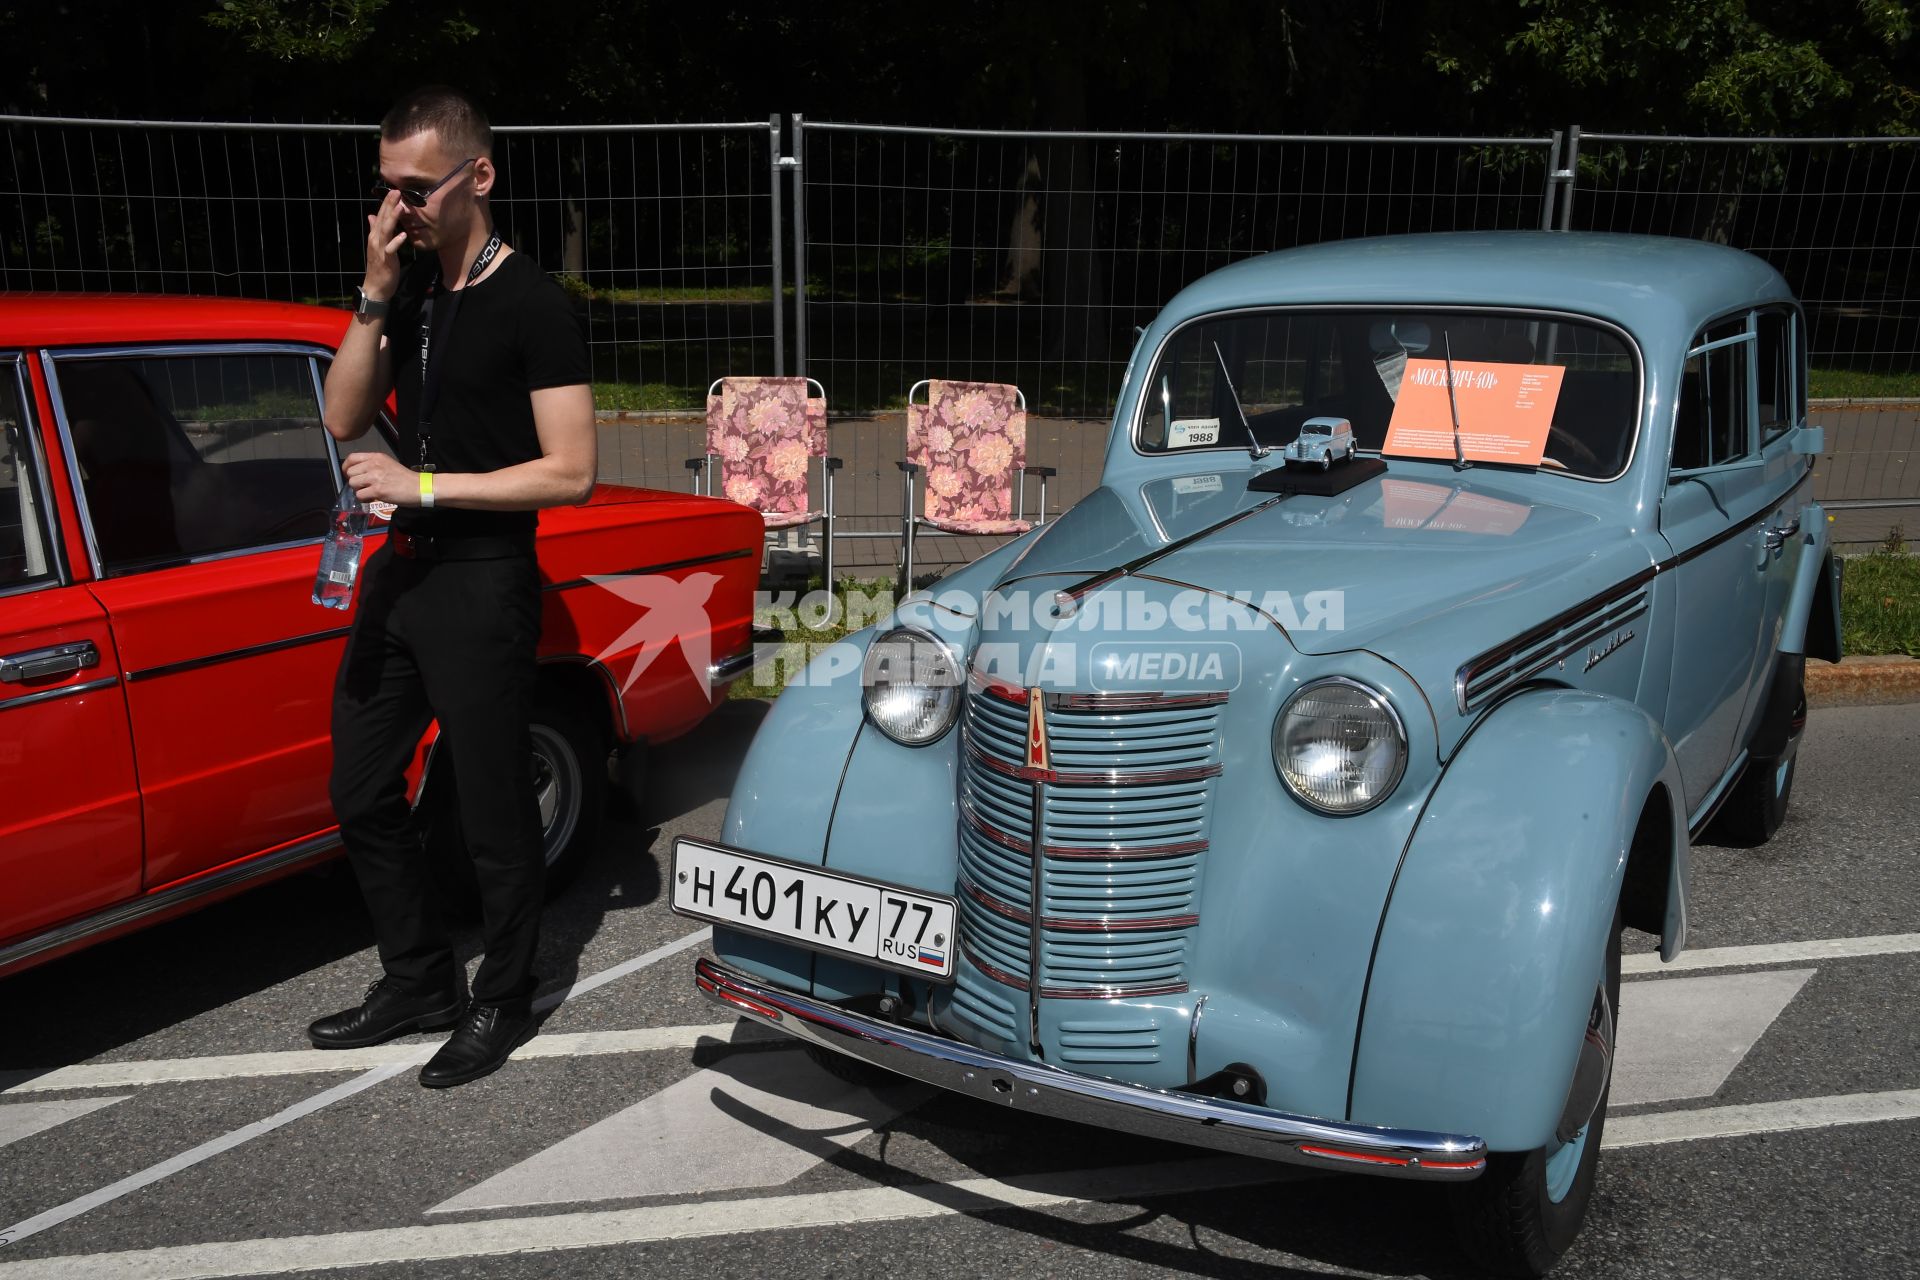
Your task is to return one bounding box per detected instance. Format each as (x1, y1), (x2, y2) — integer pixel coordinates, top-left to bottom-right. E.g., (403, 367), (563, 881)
(419, 471), (435, 508)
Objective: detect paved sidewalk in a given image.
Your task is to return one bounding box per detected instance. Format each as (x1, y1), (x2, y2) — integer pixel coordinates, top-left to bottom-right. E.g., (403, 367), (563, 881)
(594, 403), (1918, 579)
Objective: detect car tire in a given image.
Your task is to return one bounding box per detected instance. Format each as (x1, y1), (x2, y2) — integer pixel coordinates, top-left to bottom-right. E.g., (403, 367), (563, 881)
(1320, 455), (1330, 471)
(425, 695), (610, 915)
(1449, 905), (1620, 1277)
(1706, 691), (1804, 848)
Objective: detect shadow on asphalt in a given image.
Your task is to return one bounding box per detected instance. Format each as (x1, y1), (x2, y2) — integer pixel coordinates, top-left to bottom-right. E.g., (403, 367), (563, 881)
(705, 1070), (1487, 1280)
(0, 701), (771, 1074)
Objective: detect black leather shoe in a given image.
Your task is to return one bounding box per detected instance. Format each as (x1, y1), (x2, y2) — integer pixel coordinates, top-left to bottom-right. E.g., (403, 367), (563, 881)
(308, 978), (465, 1050)
(418, 1004), (537, 1088)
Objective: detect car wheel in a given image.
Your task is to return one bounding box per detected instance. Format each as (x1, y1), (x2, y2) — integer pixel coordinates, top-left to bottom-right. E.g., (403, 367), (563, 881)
(1706, 691), (1804, 848)
(1320, 454), (1331, 471)
(424, 696), (610, 914)
(1449, 905), (1620, 1277)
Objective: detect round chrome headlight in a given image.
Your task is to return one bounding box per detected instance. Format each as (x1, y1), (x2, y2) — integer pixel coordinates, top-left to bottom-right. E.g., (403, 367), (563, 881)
(861, 627), (963, 746)
(1272, 678), (1408, 815)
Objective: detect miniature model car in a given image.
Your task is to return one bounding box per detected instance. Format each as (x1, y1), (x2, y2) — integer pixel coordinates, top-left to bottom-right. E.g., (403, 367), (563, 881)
(0, 294), (761, 980)
(675, 232), (1842, 1275)
(1282, 415), (1357, 468)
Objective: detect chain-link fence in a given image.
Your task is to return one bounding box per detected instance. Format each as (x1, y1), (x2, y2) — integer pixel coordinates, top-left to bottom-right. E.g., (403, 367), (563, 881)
(3, 114), (1915, 545)
(792, 121), (1561, 416)
(1566, 131), (1920, 389)
(0, 115), (785, 427)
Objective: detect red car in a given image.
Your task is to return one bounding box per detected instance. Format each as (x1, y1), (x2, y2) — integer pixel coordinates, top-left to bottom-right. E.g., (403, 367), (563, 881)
(0, 294), (762, 979)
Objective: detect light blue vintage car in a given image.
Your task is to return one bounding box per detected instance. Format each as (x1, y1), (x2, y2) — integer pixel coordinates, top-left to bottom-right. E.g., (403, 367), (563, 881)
(674, 232), (1843, 1276)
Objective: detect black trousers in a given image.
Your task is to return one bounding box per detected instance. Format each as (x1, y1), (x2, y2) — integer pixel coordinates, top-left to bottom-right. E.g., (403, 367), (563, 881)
(328, 544), (545, 1011)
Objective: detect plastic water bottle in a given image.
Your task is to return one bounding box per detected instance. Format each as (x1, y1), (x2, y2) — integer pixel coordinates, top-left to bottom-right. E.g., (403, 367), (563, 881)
(312, 485), (368, 610)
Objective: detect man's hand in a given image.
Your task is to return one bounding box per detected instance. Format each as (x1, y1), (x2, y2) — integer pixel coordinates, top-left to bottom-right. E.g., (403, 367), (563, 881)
(363, 190), (408, 302)
(343, 452), (423, 506)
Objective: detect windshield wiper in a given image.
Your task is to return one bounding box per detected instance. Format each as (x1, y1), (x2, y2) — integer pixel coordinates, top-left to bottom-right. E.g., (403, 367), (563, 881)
(1443, 330), (1471, 472)
(1211, 341), (1267, 460)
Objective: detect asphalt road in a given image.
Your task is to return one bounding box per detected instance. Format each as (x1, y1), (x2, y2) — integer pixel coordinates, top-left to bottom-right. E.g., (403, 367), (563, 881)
(1, 700), (1915, 1280)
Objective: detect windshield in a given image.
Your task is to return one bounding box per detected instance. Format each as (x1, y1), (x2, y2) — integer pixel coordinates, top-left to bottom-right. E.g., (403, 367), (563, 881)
(1139, 309), (1639, 479)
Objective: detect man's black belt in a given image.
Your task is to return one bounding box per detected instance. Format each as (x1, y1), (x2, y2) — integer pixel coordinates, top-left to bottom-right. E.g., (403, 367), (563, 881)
(387, 530), (533, 561)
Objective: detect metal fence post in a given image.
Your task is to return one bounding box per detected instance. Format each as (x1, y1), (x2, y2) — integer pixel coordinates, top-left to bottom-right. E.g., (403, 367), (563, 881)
(769, 114), (785, 377)
(790, 113), (807, 379)
(1541, 130), (1564, 231)
(1559, 125), (1582, 231)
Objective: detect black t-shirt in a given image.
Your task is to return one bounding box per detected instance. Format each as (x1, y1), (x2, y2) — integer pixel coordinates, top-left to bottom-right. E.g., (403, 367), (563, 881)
(385, 250), (590, 537)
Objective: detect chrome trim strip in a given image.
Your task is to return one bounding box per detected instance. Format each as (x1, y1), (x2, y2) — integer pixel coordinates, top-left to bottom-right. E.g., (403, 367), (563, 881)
(1457, 594), (1651, 712)
(960, 877), (1199, 933)
(1040, 980), (1190, 1000)
(1187, 993), (1209, 1081)
(543, 546), (756, 594)
(1047, 689), (1230, 711)
(1454, 578), (1655, 713)
(1026, 766), (1046, 1054)
(1457, 496), (1791, 714)
(961, 798), (1209, 860)
(41, 348), (102, 581)
(0, 674), (120, 715)
(707, 645), (757, 689)
(0, 830), (341, 978)
(6, 353), (69, 586)
(965, 739), (1223, 790)
(695, 956), (1486, 1180)
(126, 626), (352, 683)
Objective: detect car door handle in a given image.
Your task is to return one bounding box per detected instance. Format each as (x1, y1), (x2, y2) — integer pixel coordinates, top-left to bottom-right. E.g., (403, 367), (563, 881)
(0, 641), (100, 683)
(1763, 517), (1802, 552)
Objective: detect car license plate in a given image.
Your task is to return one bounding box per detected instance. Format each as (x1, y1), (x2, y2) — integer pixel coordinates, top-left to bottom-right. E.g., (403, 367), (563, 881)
(670, 839), (957, 981)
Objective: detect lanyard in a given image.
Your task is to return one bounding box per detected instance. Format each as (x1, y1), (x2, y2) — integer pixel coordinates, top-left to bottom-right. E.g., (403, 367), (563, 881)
(416, 233), (503, 471)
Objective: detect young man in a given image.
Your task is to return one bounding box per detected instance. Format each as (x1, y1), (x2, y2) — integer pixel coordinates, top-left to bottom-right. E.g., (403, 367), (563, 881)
(312, 86), (596, 1088)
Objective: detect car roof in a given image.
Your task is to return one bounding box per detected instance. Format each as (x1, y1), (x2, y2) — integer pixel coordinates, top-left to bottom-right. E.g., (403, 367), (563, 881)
(0, 293), (349, 351)
(1156, 232), (1794, 347)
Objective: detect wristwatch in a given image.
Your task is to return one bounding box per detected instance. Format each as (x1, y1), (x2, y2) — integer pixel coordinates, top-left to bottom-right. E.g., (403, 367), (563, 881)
(353, 286), (390, 322)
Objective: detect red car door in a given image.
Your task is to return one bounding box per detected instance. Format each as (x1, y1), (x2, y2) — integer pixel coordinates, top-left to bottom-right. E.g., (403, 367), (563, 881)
(0, 353), (142, 948)
(47, 345), (353, 890)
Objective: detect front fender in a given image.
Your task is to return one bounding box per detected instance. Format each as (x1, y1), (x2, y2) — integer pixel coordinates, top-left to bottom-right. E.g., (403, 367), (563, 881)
(1348, 689), (1685, 1152)
(716, 630), (877, 988)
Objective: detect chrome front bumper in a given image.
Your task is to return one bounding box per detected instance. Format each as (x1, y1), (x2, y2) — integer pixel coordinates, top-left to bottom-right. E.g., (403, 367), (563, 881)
(695, 957), (1487, 1182)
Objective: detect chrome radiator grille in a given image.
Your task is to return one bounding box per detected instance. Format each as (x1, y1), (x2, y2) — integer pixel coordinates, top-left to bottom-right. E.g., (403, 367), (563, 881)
(952, 681), (1223, 1006)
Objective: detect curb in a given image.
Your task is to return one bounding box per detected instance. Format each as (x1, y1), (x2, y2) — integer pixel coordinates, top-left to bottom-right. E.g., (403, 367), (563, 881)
(1805, 655), (1920, 707)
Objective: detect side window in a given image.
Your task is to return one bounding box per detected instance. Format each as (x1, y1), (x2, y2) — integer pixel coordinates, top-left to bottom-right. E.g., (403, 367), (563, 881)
(1755, 310), (1794, 441)
(1672, 319), (1753, 472)
(1, 360), (56, 589)
(57, 352), (337, 573)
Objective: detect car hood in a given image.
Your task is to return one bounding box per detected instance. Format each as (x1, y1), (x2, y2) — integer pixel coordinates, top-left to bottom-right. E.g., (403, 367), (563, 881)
(992, 463), (1651, 677)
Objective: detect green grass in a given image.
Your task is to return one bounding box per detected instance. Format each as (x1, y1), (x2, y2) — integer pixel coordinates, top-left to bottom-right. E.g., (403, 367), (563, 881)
(1807, 367), (1920, 400)
(1842, 542), (1920, 657)
(728, 575), (897, 701)
(592, 381), (704, 412)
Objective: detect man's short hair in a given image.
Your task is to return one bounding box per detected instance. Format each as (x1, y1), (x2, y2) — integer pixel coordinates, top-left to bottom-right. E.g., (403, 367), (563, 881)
(381, 86), (492, 161)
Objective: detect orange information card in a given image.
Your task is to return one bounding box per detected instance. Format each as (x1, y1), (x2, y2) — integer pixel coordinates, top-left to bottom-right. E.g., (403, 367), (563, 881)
(1381, 359), (1566, 466)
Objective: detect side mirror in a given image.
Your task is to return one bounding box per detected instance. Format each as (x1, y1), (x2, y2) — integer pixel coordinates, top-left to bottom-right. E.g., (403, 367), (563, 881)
(1790, 424), (1824, 456)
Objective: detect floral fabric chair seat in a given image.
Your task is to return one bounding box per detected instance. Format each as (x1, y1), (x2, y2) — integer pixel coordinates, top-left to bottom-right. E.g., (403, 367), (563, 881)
(691, 376), (838, 579)
(899, 378), (1052, 588)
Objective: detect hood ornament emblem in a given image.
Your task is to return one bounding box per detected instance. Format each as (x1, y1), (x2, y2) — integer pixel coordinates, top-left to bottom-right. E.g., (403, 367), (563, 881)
(1017, 687), (1056, 782)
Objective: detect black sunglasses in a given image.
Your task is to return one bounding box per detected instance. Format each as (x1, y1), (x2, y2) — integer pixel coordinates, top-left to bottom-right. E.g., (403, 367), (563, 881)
(371, 157), (476, 208)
